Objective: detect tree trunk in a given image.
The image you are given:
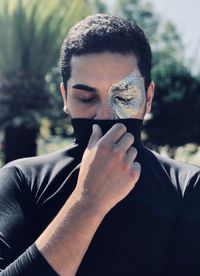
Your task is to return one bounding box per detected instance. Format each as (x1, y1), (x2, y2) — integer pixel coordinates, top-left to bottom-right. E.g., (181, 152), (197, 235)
(4, 125), (38, 163)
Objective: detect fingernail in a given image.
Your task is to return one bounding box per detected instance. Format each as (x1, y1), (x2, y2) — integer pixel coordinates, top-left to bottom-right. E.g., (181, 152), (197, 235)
(93, 124), (97, 131)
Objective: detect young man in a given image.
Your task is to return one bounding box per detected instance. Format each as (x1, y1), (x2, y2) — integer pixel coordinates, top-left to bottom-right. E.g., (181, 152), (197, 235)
(0, 14), (200, 276)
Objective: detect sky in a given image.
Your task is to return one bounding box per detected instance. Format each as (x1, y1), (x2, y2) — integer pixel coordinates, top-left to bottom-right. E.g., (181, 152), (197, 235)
(144, 0), (200, 71)
(104, 0), (200, 74)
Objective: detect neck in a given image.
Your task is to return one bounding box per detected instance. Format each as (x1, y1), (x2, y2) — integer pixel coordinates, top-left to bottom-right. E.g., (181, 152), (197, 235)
(71, 118), (143, 148)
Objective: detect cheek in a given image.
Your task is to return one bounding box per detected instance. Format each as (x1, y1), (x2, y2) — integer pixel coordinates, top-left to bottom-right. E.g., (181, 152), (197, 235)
(109, 93), (146, 119)
(68, 98), (97, 118)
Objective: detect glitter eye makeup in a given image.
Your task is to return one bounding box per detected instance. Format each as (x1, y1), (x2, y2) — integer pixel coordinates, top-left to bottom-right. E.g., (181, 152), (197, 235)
(108, 69), (146, 119)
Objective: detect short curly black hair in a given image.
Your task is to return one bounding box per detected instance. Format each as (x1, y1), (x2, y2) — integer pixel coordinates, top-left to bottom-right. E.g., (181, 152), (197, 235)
(60, 14), (152, 91)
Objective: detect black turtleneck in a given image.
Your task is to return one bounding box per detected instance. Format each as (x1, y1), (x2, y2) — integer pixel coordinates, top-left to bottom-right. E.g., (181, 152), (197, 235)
(71, 118), (143, 148)
(0, 119), (200, 276)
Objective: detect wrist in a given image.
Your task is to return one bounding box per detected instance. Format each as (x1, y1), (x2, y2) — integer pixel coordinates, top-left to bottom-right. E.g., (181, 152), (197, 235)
(71, 188), (109, 218)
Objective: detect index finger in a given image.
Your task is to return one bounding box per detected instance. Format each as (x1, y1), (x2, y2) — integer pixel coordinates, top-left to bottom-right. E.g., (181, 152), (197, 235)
(99, 123), (127, 144)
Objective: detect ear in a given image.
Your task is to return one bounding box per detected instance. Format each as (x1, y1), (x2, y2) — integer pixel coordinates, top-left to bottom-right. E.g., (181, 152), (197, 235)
(60, 82), (68, 114)
(145, 81), (155, 113)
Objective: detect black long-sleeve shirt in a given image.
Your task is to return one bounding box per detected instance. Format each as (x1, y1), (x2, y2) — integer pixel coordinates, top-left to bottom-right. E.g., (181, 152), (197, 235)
(0, 118), (200, 275)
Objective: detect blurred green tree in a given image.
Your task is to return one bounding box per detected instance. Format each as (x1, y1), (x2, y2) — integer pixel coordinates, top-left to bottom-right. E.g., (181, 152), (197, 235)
(145, 56), (200, 157)
(113, 0), (159, 42)
(92, 0), (108, 13)
(0, 0), (90, 163)
(45, 67), (74, 138)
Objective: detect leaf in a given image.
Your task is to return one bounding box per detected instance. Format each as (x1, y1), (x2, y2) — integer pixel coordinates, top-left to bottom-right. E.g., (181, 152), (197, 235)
(0, 0), (90, 74)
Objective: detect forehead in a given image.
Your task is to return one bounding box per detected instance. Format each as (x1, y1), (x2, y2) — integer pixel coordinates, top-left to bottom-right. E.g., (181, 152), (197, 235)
(69, 52), (139, 86)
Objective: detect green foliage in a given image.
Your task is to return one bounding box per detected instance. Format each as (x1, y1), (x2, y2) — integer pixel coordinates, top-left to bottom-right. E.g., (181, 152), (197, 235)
(91, 0), (108, 13)
(0, 0), (90, 75)
(145, 64), (200, 147)
(113, 0), (159, 42)
(0, 0), (91, 162)
(146, 18), (200, 148)
(45, 67), (72, 137)
(0, 0), (91, 128)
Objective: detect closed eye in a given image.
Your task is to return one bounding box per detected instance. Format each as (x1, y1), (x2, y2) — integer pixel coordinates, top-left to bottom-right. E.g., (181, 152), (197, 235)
(115, 96), (133, 102)
(78, 97), (96, 103)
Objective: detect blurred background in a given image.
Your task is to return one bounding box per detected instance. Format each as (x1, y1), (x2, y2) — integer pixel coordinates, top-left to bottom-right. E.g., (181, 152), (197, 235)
(0, 0), (200, 167)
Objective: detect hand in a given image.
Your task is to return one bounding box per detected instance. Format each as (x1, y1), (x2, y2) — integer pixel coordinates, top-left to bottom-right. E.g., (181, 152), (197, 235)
(75, 123), (141, 214)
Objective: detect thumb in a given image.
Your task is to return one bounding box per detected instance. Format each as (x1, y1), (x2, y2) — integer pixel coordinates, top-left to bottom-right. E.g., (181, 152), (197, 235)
(88, 124), (103, 149)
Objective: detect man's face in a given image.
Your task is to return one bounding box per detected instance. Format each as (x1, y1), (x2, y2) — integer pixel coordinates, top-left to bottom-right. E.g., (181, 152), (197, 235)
(61, 52), (154, 120)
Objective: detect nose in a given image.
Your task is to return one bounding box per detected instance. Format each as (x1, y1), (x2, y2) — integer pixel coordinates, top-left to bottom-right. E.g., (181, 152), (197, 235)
(94, 101), (113, 120)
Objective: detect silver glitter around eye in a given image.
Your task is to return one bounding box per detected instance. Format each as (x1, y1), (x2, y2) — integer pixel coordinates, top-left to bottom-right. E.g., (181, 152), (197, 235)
(108, 69), (146, 119)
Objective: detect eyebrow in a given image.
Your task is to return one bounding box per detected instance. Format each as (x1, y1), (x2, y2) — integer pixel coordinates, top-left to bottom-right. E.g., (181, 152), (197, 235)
(72, 84), (97, 93)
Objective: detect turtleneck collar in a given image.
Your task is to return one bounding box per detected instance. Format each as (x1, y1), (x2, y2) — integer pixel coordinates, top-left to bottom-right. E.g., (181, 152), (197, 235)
(71, 118), (143, 148)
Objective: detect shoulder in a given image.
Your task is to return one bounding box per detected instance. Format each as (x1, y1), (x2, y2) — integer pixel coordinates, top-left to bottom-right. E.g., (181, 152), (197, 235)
(0, 143), (83, 190)
(3, 143), (80, 173)
(153, 150), (200, 176)
(0, 143), (85, 207)
(148, 149), (200, 196)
